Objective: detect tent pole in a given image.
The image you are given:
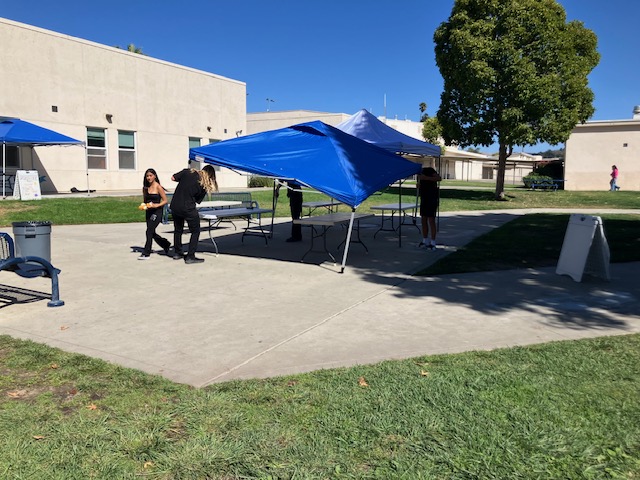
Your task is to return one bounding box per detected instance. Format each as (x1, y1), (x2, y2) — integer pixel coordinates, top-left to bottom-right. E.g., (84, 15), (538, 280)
(85, 145), (90, 197)
(269, 181), (277, 238)
(437, 155), (442, 230)
(339, 210), (356, 274)
(2, 142), (5, 199)
(398, 178), (402, 248)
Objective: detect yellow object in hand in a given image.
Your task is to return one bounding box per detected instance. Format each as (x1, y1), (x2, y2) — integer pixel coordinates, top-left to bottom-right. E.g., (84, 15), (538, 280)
(138, 202), (152, 210)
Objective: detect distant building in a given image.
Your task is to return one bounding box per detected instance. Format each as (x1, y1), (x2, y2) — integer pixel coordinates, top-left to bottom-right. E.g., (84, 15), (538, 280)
(565, 108), (640, 191)
(246, 110), (351, 134)
(0, 17), (247, 194)
(249, 111), (542, 184)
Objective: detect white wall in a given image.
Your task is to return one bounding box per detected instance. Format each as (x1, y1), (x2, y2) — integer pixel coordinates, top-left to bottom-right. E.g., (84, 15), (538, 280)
(247, 111), (351, 134)
(0, 17), (247, 193)
(565, 120), (640, 191)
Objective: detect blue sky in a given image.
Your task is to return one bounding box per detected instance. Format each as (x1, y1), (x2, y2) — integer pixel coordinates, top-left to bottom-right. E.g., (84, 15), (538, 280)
(2, 0), (637, 153)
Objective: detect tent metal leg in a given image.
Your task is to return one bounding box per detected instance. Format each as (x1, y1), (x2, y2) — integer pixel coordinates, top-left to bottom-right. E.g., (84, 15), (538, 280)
(339, 211), (356, 274)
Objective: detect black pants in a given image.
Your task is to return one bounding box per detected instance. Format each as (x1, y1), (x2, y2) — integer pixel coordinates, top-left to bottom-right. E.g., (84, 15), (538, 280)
(172, 209), (200, 257)
(144, 209), (170, 255)
(289, 191), (303, 240)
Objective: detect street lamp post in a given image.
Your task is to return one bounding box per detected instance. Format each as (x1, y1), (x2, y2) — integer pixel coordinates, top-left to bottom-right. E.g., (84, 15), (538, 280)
(266, 98), (275, 112)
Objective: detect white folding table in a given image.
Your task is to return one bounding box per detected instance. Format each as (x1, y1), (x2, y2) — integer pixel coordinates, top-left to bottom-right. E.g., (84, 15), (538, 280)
(199, 207), (274, 255)
(370, 202), (420, 238)
(301, 199), (342, 216)
(294, 212), (374, 267)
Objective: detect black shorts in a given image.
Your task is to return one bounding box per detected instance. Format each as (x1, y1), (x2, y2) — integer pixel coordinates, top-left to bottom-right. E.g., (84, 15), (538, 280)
(420, 199), (438, 217)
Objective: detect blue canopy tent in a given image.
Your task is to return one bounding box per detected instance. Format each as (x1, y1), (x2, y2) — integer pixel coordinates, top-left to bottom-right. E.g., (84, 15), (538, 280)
(0, 118), (84, 198)
(336, 109), (441, 157)
(189, 120), (422, 271)
(337, 109), (441, 246)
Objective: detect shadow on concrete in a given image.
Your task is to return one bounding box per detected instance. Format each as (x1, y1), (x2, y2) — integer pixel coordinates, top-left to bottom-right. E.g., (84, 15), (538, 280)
(0, 283), (51, 308)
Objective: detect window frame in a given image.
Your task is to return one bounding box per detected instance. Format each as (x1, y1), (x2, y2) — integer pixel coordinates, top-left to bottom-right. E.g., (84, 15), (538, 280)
(86, 127), (107, 170)
(117, 130), (136, 170)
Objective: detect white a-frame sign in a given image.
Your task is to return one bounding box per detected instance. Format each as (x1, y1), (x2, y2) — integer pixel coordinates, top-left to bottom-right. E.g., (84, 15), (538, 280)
(556, 214), (610, 282)
(12, 170), (42, 201)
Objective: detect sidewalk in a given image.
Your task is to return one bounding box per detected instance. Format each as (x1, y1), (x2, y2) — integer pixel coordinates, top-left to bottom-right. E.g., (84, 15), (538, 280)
(1, 209), (639, 387)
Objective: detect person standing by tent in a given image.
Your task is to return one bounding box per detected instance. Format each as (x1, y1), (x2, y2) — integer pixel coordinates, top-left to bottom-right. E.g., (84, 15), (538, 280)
(138, 168), (171, 260)
(275, 179), (303, 242)
(610, 165), (620, 191)
(418, 166), (442, 250)
(170, 165), (218, 264)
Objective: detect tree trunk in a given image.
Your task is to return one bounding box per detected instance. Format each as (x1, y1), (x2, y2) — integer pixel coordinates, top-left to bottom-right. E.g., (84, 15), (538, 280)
(494, 143), (509, 200)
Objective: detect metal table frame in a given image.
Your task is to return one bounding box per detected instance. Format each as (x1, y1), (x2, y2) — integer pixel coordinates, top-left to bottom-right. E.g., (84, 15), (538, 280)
(294, 212), (374, 267)
(370, 202), (420, 238)
(199, 207), (274, 255)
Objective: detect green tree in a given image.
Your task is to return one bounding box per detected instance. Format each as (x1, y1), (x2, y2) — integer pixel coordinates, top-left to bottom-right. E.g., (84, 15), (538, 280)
(434, 0), (599, 199)
(422, 116), (443, 145)
(419, 102), (428, 122)
(114, 43), (145, 55)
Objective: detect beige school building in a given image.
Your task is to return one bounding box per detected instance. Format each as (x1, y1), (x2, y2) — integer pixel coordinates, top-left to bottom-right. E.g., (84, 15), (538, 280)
(1, 17), (247, 194)
(565, 114), (640, 191)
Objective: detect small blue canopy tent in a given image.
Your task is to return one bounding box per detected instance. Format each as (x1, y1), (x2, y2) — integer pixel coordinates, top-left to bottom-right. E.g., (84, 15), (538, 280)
(190, 120), (422, 271)
(337, 109), (441, 247)
(0, 118), (84, 198)
(336, 109), (441, 157)
(190, 121), (421, 208)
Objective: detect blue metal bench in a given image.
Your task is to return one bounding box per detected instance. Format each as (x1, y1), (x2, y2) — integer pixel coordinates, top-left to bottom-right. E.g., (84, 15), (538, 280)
(163, 191), (254, 224)
(530, 180), (558, 191)
(0, 232), (64, 307)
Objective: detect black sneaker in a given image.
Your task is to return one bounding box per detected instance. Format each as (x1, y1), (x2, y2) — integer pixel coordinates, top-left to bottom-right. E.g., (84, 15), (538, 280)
(184, 256), (204, 264)
(285, 237), (302, 243)
(138, 254), (150, 260)
(162, 243), (171, 255)
(173, 252), (184, 260)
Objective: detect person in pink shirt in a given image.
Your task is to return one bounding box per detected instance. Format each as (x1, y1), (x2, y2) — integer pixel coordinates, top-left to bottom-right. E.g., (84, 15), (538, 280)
(610, 165), (620, 191)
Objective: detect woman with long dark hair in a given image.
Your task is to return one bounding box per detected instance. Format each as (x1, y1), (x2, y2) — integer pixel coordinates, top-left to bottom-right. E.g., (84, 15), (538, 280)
(170, 165), (218, 264)
(139, 168), (171, 260)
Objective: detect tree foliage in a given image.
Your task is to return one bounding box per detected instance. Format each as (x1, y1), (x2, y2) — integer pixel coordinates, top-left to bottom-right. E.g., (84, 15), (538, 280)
(114, 43), (145, 55)
(422, 116), (444, 147)
(419, 103), (446, 153)
(434, 0), (599, 199)
(419, 102), (429, 122)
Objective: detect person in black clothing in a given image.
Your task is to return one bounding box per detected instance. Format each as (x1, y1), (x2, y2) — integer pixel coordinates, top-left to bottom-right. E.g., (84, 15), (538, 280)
(170, 165), (218, 264)
(139, 168), (171, 260)
(275, 179), (303, 242)
(418, 166), (442, 250)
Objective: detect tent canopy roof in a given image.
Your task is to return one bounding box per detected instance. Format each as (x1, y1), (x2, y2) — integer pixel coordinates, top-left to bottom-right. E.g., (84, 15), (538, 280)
(336, 109), (440, 157)
(190, 121), (422, 208)
(0, 118), (84, 146)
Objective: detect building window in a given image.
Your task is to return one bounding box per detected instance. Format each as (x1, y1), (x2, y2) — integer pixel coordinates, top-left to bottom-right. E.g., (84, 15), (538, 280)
(207, 139), (221, 171)
(188, 137), (201, 149)
(482, 166), (494, 180)
(118, 130), (136, 170)
(87, 127), (107, 170)
(0, 145), (19, 168)
(188, 138), (203, 170)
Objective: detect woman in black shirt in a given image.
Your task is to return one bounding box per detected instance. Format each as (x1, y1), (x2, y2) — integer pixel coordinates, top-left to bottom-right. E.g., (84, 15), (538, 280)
(170, 165), (218, 264)
(139, 168), (171, 260)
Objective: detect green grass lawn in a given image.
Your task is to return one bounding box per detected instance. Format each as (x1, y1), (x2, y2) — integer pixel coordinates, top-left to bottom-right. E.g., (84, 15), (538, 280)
(417, 213), (640, 276)
(0, 188), (638, 227)
(1, 190), (639, 478)
(1, 333), (639, 478)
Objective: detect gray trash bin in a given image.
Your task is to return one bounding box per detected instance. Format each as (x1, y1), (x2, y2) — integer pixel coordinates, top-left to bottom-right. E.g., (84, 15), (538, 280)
(12, 221), (52, 263)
